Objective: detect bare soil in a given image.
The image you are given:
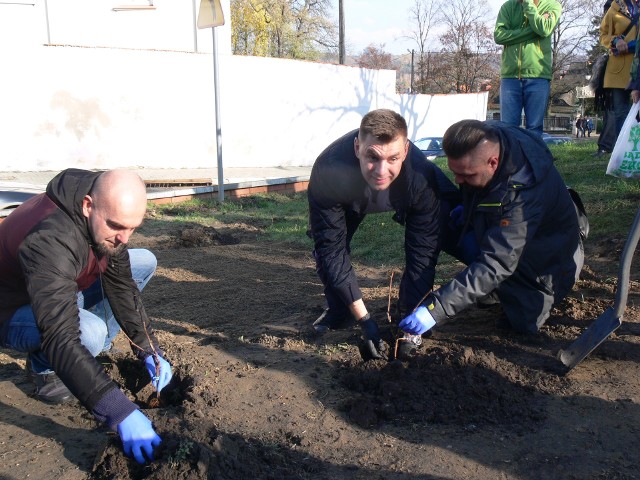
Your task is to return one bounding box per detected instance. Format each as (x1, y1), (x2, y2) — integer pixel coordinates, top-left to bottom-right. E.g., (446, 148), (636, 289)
(2, 213), (640, 480)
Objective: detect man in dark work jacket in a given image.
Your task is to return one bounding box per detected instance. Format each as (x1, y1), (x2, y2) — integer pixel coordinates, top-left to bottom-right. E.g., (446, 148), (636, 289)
(307, 109), (461, 359)
(0, 168), (172, 464)
(399, 120), (587, 337)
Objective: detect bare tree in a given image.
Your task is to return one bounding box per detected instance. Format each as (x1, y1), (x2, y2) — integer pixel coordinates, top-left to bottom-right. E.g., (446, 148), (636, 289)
(550, 0), (602, 98)
(355, 44), (396, 70)
(407, 0), (442, 93)
(431, 0), (500, 94)
(553, 0), (601, 67)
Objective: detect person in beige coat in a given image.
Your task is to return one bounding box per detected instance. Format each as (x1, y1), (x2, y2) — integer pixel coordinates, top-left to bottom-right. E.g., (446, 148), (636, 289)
(594, 0), (639, 156)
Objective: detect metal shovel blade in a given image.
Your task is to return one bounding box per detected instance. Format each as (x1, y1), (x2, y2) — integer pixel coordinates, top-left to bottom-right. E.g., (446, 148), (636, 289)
(558, 206), (640, 373)
(558, 307), (622, 370)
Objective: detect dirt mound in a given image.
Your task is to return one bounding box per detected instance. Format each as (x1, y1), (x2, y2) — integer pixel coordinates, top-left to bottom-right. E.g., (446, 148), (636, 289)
(179, 226), (239, 247)
(340, 342), (561, 429)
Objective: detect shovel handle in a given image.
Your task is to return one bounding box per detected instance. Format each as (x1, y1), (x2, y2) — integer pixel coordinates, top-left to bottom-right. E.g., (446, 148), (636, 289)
(613, 207), (640, 318)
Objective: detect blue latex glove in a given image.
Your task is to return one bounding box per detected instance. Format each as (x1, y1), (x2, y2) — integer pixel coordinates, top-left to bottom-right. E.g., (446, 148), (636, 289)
(448, 205), (465, 229)
(117, 409), (161, 464)
(399, 305), (436, 335)
(144, 354), (173, 392)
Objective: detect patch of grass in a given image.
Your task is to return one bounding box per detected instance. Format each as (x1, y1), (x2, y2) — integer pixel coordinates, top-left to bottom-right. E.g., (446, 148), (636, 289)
(349, 213), (405, 265)
(549, 142), (640, 238)
(149, 142), (640, 267)
(150, 192), (311, 247)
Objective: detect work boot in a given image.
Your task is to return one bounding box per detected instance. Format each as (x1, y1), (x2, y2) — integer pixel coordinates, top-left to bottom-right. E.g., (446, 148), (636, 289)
(494, 314), (511, 331)
(31, 371), (73, 404)
(312, 308), (356, 334)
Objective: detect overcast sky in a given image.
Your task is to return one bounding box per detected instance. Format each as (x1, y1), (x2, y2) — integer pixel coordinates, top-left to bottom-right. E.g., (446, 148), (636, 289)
(340, 0), (506, 55)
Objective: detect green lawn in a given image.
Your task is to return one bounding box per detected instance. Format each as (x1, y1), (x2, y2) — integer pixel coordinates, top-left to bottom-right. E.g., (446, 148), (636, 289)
(148, 140), (640, 270)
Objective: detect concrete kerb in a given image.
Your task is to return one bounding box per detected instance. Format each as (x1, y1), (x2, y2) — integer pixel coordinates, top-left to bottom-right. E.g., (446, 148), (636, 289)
(0, 167), (312, 203)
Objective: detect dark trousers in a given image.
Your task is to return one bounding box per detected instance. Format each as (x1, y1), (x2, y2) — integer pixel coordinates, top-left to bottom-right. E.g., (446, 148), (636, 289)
(598, 88), (631, 152)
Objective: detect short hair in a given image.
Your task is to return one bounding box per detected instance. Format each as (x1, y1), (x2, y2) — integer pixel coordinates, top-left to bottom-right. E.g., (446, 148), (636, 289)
(442, 120), (500, 159)
(359, 109), (408, 142)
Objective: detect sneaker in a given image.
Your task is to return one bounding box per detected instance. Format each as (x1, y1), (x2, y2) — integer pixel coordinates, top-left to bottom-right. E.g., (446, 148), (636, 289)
(31, 371), (73, 404)
(312, 308), (356, 334)
(592, 149), (609, 157)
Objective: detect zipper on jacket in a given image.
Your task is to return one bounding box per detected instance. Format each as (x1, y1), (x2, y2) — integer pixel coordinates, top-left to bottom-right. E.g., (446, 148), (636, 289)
(134, 291), (140, 312)
(98, 270), (110, 338)
(518, 44), (522, 78)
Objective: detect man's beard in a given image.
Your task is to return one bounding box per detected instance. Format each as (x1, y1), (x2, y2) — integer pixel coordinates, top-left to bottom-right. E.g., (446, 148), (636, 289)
(94, 242), (126, 258)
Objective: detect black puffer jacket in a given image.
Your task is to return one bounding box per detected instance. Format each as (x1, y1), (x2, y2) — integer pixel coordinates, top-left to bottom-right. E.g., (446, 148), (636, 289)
(308, 130), (460, 310)
(0, 169), (159, 424)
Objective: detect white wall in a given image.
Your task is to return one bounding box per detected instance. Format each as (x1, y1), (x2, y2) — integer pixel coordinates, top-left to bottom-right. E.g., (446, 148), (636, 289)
(0, 0), (232, 54)
(0, 0), (487, 172)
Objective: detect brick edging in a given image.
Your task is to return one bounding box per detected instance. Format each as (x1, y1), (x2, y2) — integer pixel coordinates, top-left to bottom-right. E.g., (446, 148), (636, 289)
(148, 180), (309, 205)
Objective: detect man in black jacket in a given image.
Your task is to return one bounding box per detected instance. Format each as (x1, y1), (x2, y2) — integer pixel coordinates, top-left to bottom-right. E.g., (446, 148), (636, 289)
(308, 109), (460, 358)
(400, 120), (587, 337)
(0, 168), (171, 464)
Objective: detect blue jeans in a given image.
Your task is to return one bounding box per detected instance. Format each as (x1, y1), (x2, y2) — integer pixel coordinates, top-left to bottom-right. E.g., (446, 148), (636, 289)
(500, 78), (551, 135)
(1, 249), (157, 374)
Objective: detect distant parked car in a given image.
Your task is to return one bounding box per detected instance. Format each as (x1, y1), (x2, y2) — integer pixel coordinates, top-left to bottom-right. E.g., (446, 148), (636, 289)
(414, 137), (445, 160)
(542, 134), (573, 146)
(0, 182), (44, 220)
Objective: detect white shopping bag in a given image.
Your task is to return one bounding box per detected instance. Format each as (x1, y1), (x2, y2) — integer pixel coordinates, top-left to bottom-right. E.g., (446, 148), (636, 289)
(607, 102), (640, 178)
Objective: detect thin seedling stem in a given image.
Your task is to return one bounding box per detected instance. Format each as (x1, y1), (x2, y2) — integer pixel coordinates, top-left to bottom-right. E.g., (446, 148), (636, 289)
(386, 271), (395, 323)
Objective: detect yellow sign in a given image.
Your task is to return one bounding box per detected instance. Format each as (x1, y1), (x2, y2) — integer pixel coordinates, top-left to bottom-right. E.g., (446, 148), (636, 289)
(197, 0), (225, 29)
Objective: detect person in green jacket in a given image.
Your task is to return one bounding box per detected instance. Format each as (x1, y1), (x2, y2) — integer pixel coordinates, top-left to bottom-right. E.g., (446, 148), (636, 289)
(494, 0), (562, 135)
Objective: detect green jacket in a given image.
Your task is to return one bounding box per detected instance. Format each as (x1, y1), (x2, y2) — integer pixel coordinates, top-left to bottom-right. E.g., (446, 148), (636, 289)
(494, 0), (562, 80)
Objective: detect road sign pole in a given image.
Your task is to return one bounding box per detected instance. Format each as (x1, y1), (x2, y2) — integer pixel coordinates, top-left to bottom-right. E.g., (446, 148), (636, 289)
(212, 27), (224, 202)
(197, 0), (225, 201)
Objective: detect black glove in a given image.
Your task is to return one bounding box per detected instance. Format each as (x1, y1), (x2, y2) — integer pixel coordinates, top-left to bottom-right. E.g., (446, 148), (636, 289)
(359, 314), (386, 360)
